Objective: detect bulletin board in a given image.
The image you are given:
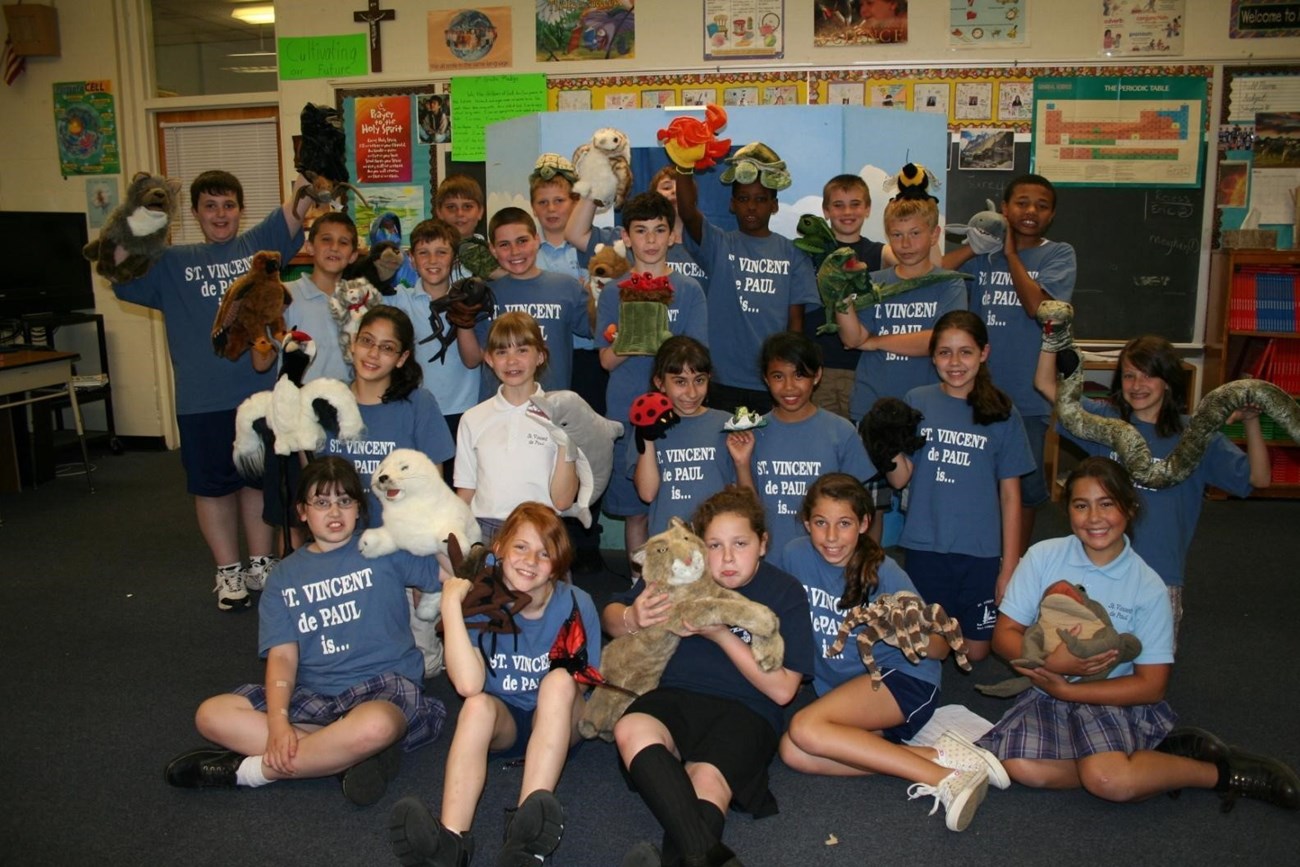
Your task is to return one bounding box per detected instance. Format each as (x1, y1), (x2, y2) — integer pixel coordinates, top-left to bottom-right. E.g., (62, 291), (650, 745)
(335, 82), (487, 239)
(1216, 64), (1300, 250)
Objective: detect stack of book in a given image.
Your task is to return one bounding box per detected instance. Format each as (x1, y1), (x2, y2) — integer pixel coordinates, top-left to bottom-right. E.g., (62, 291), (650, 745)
(1229, 266), (1299, 333)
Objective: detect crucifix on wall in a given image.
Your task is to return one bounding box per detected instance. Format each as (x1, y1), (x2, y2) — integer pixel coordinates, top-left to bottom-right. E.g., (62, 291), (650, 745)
(353, 0), (396, 73)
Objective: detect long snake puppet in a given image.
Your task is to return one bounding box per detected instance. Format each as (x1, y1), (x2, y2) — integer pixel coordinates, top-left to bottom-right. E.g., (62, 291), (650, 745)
(1038, 300), (1300, 488)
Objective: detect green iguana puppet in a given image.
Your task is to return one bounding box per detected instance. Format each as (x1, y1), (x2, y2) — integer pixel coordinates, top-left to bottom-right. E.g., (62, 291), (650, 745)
(814, 248), (970, 336)
(976, 580), (1142, 698)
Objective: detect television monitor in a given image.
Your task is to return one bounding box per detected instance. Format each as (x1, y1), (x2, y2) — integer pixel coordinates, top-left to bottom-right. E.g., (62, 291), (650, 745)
(0, 211), (95, 319)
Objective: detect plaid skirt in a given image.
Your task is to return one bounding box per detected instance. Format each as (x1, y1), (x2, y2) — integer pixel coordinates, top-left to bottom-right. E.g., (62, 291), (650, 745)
(233, 671), (447, 752)
(977, 688), (1177, 761)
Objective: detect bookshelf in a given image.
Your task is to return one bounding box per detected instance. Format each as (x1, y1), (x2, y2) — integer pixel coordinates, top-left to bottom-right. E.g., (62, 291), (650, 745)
(1213, 249), (1300, 497)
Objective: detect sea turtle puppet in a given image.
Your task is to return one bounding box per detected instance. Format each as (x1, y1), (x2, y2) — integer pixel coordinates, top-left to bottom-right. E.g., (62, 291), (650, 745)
(975, 581), (1142, 698)
(1038, 300), (1300, 488)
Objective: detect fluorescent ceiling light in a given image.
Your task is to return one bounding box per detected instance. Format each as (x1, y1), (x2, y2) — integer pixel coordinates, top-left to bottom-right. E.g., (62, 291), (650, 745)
(231, 5), (275, 25)
(227, 51), (277, 57)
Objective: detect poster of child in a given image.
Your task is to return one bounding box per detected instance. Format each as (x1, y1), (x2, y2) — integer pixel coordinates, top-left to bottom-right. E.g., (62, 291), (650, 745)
(418, 94), (451, 144)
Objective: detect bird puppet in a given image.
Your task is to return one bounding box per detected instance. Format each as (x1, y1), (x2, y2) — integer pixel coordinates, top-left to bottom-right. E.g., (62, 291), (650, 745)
(211, 251), (291, 362)
(231, 331), (364, 479)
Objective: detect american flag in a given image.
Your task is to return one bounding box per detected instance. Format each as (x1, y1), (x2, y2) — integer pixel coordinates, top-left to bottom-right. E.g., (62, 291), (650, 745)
(3, 35), (26, 86)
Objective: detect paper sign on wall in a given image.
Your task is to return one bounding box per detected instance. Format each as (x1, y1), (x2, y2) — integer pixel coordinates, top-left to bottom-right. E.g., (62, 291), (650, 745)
(278, 34), (368, 80)
(451, 74), (547, 162)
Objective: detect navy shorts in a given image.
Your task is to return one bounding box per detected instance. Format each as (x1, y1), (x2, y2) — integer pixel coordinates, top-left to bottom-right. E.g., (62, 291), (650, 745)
(1020, 414), (1050, 507)
(179, 409), (249, 497)
(900, 548), (1000, 641)
(491, 699), (534, 760)
(877, 668), (940, 743)
(625, 687), (779, 817)
(233, 671), (447, 752)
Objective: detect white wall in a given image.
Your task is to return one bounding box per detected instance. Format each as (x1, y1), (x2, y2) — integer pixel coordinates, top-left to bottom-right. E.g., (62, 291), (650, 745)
(3, 1), (1298, 437)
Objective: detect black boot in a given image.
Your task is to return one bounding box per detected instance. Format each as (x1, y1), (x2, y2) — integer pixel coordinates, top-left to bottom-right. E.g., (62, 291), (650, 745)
(1219, 747), (1300, 813)
(1156, 726), (1229, 764)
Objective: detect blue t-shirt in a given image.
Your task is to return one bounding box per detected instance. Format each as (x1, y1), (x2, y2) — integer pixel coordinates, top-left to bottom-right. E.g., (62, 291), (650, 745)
(777, 536), (941, 696)
(849, 267), (967, 422)
(963, 240), (1076, 418)
(804, 236), (885, 373)
(387, 283), (480, 416)
(284, 274), (351, 384)
(667, 244), (708, 289)
(750, 409), (876, 558)
(638, 408), (738, 536)
(113, 209), (303, 415)
(471, 581), (601, 712)
(258, 541), (439, 696)
(614, 561), (815, 733)
(476, 270), (591, 395)
(537, 238), (594, 351)
(1000, 535), (1175, 676)
(323, 388), (455, 526)
(1062, 398), (1252, 586)
(597, 271), (708, 425)
(581, 224), (707, 291)
(686, 221), (820, 391)
(900, 384), (1034, 557)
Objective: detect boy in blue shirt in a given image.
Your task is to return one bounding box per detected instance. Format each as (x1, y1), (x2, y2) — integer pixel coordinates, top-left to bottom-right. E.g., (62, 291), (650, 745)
(285, 212), (357, 384)
(473, 208), (591, 397)
(596, 191), (708, 558)
(113, 170), (309, 611)
(943, 173), (1076, 551)
(675, 142), (820, 414)
(805, 174), (898, 419)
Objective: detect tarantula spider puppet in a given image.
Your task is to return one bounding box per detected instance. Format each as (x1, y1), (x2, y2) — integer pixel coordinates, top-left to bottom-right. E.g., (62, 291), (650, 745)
(826, 591), (972, 690)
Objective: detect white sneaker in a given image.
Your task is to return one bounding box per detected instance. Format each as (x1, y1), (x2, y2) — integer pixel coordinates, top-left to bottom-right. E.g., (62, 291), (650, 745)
(933, 730), (1011, 790)
(908, 768), (988, 832)
(214, 567), (250, 611)
(244, 556), (279, 592)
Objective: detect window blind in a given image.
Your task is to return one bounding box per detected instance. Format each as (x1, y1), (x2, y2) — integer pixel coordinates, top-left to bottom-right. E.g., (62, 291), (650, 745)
(160, 117), (281, 245)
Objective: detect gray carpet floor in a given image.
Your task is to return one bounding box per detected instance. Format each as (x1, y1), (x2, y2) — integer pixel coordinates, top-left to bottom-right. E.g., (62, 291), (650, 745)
(2, 448), (1298, 866)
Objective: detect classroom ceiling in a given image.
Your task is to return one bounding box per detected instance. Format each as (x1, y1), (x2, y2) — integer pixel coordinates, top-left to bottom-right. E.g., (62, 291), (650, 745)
(151, 0), (273, 47)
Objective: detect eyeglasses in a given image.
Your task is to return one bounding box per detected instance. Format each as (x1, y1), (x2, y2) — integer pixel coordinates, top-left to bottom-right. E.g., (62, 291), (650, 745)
(307, 496), (358, 511)
(354, 333), (402, 356)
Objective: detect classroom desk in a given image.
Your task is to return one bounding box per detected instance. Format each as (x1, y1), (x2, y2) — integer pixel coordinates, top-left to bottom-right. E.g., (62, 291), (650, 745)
(1043, 357), (1197, 502)
(0, 349), (94, 493)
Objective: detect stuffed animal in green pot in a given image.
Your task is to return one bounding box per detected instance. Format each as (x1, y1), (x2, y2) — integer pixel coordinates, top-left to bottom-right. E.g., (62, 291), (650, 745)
(611, 272), (675, 357)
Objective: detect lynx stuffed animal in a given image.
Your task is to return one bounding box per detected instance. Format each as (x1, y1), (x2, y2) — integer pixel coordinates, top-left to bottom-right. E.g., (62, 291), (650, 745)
(577, 518), (784, 742)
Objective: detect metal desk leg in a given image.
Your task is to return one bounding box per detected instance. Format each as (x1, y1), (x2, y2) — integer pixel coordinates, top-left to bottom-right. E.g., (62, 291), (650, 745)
(64, 376), (95, 494)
